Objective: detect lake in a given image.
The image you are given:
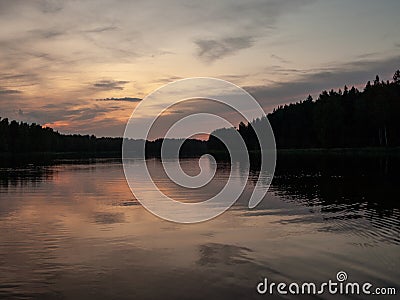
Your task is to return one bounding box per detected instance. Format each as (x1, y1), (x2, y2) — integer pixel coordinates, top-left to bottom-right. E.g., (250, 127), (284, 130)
(0, 153), (399, 299)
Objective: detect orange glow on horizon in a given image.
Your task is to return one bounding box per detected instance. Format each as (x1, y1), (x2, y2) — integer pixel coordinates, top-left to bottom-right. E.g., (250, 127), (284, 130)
(42, 121), (71, 129)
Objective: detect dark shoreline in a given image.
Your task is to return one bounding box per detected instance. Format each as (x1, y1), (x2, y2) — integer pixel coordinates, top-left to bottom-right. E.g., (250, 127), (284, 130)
(1, 147), (399, 168)
(0, 151), (122, 167)
(276, 147), (400, 155)
(1, 146), (399, 158)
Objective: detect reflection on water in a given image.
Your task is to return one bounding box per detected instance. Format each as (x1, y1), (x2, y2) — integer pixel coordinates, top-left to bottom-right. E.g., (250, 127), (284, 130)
(0, 166), (54, 189)
(0, 154), (399, 299)
(197, 243), (253, 266)
(249, 153), (400, 246)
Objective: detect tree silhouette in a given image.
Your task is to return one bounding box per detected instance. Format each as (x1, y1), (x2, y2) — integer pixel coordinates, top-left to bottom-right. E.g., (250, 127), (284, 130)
(209, 70), (400, 150)
(393, 70), (400, 84)
(2, 70), (400, 155)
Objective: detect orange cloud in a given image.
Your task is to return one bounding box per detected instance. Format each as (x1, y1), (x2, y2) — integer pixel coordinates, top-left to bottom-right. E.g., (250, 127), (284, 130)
(42, 120), (71, 129)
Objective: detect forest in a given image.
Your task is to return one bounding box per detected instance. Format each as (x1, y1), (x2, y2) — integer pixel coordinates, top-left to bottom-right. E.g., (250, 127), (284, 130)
(0, 121), (206, 157)
(1, 70), (399, 155)
(210, 70), (400, 150)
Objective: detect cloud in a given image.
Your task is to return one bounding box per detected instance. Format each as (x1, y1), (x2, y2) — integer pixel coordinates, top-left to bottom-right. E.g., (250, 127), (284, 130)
(151, 76), (183, 85)
(0, 0), (316, 68)
(0, 0), (63, 14)
(271, 54), (291, 64)
(195, 36), (253, 62)
(96, 97), (142, 102)
(0, 73), (40, 88)
(0, 88), (22, 95)
(92, 80), (129, 91)
(84, 26), (118, 33)
(0, 0), (398, 138)
(38, 0), (64, 14)
(11, 101), (129, 136)
(245, 55), (400, 112)
(28, 28), (65, 39)
(193, 0), (315, 62)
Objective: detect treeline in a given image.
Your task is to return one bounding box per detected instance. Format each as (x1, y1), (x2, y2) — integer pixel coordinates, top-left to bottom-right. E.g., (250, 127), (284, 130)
(0, 120), (122, 153)
(1, 70), (400, 155)
(0, 119), (207, 156)
(209, 70), (400, 150)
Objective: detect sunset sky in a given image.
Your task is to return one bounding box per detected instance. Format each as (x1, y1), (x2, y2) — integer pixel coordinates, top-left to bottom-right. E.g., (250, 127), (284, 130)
(1, 0), (399, 137)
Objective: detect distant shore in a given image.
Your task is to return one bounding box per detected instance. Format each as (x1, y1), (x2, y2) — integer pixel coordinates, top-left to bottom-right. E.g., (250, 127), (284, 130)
(276, 147), (400, 155)
(1, 146), (399, 156)
(1, 146), (398, 162)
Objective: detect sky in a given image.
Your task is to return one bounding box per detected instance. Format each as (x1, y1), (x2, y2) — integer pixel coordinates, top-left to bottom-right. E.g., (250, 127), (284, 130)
(0, 0), (399, 137)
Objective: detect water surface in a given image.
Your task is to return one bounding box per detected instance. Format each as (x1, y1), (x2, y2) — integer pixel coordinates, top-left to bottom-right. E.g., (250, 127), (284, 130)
(0, 154), (399, 299)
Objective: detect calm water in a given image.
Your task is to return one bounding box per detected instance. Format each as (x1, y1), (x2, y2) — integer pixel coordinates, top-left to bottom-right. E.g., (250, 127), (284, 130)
(0, 154), (399, 299)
